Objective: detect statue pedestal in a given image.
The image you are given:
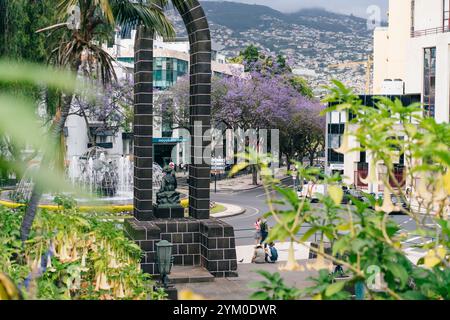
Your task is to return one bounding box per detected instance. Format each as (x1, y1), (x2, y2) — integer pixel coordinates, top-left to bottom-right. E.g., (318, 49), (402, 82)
(154, 205), (185, 219)
(124, 218), (238, 278)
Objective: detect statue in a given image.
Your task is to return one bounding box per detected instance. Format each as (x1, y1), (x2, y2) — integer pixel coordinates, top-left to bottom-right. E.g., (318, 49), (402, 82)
(156, 165), (180, 207)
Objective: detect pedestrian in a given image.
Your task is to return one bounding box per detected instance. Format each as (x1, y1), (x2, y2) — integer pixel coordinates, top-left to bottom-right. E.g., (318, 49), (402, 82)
(265, 242), (278, 263)
(260, 218), (269, 247)
(254, 218), (262, 245)
(251, 245), (266, 264)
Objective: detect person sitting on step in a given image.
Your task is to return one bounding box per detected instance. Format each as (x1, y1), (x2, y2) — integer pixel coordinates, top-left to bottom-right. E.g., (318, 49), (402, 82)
(265, 242), (278, 263)
(251, 244), (266, 264)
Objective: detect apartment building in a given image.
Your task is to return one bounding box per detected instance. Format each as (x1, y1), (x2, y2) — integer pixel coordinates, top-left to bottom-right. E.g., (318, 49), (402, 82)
(374, 0), (450, 123)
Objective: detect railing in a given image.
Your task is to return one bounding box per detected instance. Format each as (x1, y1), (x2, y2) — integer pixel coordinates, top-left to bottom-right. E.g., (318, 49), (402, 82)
(377, 168), (406, 192)
(354, 169), (368, 189)
(411, 26), (450, 37)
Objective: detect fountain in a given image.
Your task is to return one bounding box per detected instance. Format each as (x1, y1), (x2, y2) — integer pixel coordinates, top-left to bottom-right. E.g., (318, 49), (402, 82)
(1, 146), (167, 208)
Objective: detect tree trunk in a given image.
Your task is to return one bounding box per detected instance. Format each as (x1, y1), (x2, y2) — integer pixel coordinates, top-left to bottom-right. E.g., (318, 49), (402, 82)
(20, 92), (74, 242)
(252, 164), (258, 185)
(309, 151), (317, 166)
(0, 0), (7, 56)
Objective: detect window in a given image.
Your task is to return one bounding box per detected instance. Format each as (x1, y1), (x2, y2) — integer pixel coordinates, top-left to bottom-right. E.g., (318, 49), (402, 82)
(328, 134), (341, 149)
(444, 0), (450, 30)
(424, 47), (436, 118)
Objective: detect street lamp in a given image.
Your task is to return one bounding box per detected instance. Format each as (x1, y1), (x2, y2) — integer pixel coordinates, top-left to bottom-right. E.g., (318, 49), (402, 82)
(156, 240), (173, 288)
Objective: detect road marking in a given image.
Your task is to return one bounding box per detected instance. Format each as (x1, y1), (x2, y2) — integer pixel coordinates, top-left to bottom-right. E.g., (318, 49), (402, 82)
(402, 236), (422, 243)
(222, 205), (260, 221)
(401, 218), (413, 225)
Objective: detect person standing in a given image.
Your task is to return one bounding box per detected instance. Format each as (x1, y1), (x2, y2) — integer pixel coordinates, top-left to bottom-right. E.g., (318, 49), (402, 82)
(260, 218), (269, 247)
(254, 218), (261, 245)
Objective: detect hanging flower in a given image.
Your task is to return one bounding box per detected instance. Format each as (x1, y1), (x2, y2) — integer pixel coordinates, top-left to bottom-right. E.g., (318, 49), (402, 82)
(115, 281), (125, 299)
(279, 242), (304, 272)
(359, 159), (378, 185)
(375, 188), (401, 214)
(305, 242), (332, 271)
(334, 126), (350, 154)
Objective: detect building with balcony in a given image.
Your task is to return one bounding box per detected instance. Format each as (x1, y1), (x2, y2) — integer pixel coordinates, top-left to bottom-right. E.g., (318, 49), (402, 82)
(327, 0), (449, 191)
(325, 94), (421, 192)
(374, 0), (450, 122)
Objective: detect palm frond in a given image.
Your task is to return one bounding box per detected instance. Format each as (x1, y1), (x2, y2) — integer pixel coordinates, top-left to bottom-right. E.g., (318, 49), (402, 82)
(96, 0), (115, 24)
(112, 0), (176, 39)
(36, 22), (68, 34)
(56, 0), (79, 19)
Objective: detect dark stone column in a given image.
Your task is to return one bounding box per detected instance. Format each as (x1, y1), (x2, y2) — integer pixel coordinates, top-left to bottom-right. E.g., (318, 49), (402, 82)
(133, 26), (154, 221)
(127, 2), (238, 280)
(175, 0), (212, 220)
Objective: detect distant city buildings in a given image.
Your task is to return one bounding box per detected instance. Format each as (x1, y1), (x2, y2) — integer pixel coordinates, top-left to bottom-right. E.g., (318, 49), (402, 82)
(163, 8), (373, 98)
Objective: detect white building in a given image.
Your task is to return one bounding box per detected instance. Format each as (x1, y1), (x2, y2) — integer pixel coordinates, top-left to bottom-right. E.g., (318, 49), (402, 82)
(325, 0), (448, 190)
(374, 0), (450, 123)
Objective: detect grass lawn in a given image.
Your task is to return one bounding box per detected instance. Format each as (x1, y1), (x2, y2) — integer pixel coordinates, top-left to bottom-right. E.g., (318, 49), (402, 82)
(211, 204), (226, 214)
(184, 203), (227, 217)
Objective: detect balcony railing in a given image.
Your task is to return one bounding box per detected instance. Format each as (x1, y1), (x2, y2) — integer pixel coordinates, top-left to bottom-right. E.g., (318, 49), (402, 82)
(411, 26), (450, 37)
(377, 168), (406, 192)
(354, 170), (368, 189)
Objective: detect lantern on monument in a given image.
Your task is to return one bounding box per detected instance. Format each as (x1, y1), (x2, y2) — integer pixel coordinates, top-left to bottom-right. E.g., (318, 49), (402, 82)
(156, 240), (173, 288)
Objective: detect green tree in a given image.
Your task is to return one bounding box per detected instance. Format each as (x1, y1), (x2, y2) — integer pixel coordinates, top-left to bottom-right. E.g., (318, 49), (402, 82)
(21, 0), (186, 242)
(289, 76), (314, 99)
(230, 45), (314, 98)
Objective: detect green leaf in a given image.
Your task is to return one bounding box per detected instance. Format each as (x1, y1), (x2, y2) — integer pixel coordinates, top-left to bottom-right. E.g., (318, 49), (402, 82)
(325, 281), (346, 297)
(300, 227), (319, 242)
(229, 162), (249, 177)
(250, 291), (269, 300)
(0, 60), (78, 92)
(332, 238), (349, 256)
(386, 262), (409, 287)
(328, 185), (343, 205)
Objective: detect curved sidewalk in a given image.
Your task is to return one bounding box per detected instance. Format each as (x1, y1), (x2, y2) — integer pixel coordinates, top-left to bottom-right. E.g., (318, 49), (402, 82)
(211, 202), (246, 218)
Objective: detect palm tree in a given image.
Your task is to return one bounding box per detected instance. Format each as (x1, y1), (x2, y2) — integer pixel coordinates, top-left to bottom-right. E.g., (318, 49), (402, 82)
(0, 0), (7, 56)
(21, 0), (187, 241)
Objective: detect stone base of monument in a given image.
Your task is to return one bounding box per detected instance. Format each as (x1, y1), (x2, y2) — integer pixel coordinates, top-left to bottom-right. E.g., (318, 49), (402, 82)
(153, 205), (185, 219)
(124, 218), (238, 278)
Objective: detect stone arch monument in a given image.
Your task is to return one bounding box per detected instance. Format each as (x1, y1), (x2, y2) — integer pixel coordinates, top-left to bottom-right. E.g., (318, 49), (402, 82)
(125, 0), (238, 278)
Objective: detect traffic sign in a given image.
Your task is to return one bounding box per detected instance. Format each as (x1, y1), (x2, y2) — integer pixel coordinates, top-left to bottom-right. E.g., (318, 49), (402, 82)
(211, 157), (226, 171)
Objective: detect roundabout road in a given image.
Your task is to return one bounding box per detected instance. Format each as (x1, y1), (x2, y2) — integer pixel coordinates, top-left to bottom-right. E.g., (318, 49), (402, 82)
(210, 177), (436, 249)
(211, 176), (292, 246)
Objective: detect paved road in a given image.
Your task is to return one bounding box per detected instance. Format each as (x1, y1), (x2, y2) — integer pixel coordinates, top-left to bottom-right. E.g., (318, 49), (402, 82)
(210, 176), (441, 256)
(211, 176), (293, 246)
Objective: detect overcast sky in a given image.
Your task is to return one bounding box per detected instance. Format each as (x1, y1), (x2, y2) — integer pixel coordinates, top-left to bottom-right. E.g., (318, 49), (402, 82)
(203, 0), (389, 18)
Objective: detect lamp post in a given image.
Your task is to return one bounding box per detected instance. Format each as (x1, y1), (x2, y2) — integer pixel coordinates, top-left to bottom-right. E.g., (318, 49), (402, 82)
(291, 168), (298, 193)
(156, 240), (173, 288)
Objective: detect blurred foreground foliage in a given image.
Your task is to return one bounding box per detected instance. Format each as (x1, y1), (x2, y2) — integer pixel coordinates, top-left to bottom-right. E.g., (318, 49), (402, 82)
(236, 81), (450, 300)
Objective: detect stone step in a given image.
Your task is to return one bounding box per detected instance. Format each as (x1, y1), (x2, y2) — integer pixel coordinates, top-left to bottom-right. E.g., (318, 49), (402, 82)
(168, 266), (215, 284)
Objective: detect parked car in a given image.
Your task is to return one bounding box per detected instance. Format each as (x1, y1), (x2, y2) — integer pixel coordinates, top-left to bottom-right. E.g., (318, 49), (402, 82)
(342, 187), (376, 208)
(298, 182), (326, 203)
(390, 194), (410, 214)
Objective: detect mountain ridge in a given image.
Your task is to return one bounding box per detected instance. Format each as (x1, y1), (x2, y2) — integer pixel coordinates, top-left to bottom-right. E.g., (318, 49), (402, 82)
(166, 1), (375, 95)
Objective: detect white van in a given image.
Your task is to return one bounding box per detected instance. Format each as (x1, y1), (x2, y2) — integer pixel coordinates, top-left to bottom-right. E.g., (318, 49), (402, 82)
(298, 182), (326, 202)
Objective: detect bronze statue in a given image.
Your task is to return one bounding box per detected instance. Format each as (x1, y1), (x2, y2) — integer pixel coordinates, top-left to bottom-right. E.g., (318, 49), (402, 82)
(156, 165), (180, 207)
